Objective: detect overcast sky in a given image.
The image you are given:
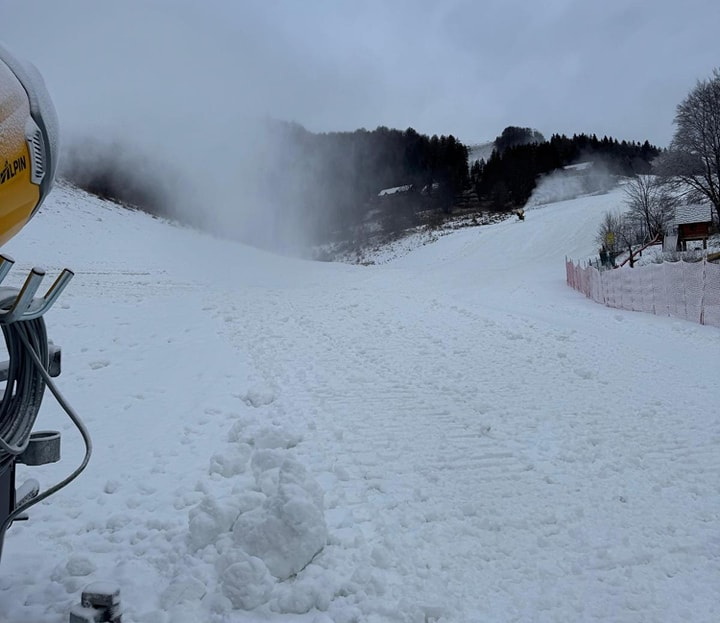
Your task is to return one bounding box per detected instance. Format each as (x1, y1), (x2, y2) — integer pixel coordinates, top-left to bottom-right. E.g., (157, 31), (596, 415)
(2, 0), (719, 148)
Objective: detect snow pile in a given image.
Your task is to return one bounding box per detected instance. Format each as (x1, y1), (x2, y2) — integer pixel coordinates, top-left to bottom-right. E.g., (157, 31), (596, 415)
(232, 453), (326, 578)
(188, 415), (327, 612)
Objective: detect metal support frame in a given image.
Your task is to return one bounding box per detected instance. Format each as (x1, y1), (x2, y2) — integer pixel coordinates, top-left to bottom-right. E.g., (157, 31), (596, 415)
(0, 252), (73, 555)
(0, 254), (74, 323)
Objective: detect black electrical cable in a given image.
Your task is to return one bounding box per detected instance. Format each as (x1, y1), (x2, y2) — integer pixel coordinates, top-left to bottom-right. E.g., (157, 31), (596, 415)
(0, 316), (48, 464)
(0, 312), (92, 559)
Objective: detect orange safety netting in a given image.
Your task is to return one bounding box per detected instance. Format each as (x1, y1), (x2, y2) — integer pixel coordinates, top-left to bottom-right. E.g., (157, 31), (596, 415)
(565, 259), (720, 328)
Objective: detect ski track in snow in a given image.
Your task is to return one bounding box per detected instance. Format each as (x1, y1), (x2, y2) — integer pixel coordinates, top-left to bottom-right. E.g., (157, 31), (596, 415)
(0, 182), (718, 622)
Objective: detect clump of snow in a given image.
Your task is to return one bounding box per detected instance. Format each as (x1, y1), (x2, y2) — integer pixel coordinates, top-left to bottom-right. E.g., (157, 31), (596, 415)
(216, 550), (275, 609)
(253, 426), (302, 450)
(232, 454), (327, 580)
(228, 420), (302, 450)
(188, 494), (241, 551)
(160, 575), (206, 609)
(65, 555), (97, 577)
(208, 443), (251, 477)
(241, 386), (277, 407)
(103, 479), (120, 494)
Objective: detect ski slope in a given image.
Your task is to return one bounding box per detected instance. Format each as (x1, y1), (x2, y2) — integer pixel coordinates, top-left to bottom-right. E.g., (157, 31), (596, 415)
(0, 182), (718, 623)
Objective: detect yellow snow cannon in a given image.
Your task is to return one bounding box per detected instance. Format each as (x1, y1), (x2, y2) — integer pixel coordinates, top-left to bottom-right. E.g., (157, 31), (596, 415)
(0, 45), (88, 568)
(0, 42), (59, 246)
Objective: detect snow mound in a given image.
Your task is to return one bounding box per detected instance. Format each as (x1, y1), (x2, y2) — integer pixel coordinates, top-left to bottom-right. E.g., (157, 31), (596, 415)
(188, 424), (328, 612)
(232, 453), (327, 580)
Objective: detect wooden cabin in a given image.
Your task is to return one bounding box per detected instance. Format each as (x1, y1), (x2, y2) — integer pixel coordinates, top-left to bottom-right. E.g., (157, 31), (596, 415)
(669, 204), (714, 251)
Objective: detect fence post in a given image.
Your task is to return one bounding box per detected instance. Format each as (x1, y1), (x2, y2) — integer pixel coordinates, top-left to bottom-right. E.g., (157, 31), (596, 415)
(700, 259), (706, 325)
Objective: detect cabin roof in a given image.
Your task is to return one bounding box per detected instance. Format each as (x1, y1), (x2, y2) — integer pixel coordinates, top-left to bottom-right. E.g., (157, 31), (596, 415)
(673, 204), (713, 225)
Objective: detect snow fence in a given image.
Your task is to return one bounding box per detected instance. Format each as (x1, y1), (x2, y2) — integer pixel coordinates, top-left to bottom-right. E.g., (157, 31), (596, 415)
(565, 258), (720, 328)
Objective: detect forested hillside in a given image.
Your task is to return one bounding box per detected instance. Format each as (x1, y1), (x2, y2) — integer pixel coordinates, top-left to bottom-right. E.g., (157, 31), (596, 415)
(472, 130), (661, 209)
(256, 121), (471, 241)
(62, 121), (661, 247)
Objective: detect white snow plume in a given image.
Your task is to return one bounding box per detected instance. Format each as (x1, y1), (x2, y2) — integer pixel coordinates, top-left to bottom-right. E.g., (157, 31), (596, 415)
(59, 138), (191, 220)
(1, 2), (347, 255)
(58, 116), (321, 254)
(527, 159), (617, 207)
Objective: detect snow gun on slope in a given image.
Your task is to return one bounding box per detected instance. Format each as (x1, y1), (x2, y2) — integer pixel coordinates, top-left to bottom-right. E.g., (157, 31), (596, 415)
(0, 43), (91, 562)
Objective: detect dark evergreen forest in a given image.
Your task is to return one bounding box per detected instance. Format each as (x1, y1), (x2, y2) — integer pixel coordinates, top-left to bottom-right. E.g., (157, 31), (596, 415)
(63, 121), (661, 246)
(259, 121), (471, 241)
(472, 129), (661, 210)
(265, 122), (661, 241)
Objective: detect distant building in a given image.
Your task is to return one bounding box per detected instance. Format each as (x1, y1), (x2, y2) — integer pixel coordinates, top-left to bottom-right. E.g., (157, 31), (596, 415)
(562, 161), (593, 172)
(378, 184), (414, 197)
(420, 182), (440, 196)
(666, 204), (714, 251)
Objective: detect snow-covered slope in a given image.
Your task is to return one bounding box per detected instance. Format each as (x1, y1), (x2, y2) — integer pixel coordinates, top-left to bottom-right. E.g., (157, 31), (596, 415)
(467, 141), (495, 163)
(0, 182), (717, 623)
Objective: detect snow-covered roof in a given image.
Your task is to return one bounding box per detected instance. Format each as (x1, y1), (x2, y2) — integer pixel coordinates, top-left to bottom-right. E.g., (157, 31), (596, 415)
(673, 204), (713, 225)
(420, 182), (440, 195)
(378, 184), (413, 197)
(562, 161), (593, 172)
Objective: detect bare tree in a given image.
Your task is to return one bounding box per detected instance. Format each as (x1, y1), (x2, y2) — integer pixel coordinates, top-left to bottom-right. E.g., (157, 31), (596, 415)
(596, 210), (644, 267)
(655, 68), (720, 222)
(616, 213), (645, 267)
(596, 210), (622, 253)
(622, 174), (677, 240)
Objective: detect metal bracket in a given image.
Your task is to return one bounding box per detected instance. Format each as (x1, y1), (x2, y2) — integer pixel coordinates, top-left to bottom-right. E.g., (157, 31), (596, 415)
(0, 253), (74, 324)
(17, 431), (61, 465)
